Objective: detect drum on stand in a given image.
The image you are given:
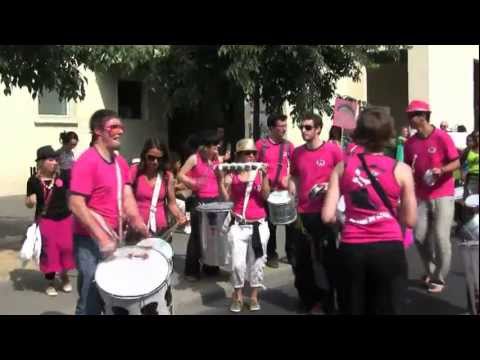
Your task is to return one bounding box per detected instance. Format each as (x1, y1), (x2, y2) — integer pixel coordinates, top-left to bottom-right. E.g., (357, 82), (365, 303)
(95, 244), (173, 315)
(196, 202), (233, 267)
(267, 191), (297, 225)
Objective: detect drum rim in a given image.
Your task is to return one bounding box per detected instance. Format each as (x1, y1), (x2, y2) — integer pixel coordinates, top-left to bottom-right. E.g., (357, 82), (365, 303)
(137, 237), (174, 258)
(269, 214), (297, 225)
(196, 202), (234, 212)
(95, 247), (173, 300)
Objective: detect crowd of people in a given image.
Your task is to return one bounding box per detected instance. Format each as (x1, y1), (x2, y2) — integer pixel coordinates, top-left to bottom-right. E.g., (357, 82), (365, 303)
(24, 101), (478, 315)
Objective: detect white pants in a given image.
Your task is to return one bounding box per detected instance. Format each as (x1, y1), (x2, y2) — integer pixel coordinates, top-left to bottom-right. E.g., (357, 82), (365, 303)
(227, 220), (270, 289)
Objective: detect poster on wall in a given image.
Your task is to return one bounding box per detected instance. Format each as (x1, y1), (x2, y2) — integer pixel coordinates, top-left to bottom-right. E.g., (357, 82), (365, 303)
(332, 98), (359, 130)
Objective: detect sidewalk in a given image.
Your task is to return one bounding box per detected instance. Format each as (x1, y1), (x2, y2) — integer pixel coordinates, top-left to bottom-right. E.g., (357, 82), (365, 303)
(0, 200), (293, 314)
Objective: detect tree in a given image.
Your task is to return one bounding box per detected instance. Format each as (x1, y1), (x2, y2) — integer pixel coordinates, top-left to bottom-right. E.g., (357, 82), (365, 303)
(219, 45), (408, 121)
(0, 45), (169, 101)
(1, 45), (408, 136)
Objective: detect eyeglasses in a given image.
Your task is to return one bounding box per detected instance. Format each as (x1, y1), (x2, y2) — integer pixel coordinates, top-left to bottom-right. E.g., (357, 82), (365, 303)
(299, 125), (314, 131)
(146, 155), (162, 162)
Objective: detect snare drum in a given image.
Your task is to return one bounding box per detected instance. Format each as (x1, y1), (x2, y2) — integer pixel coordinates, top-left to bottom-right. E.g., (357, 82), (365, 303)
(95, 245), (173, 315)
(267, 191), (297, 225)
(196, 202), (233, 266)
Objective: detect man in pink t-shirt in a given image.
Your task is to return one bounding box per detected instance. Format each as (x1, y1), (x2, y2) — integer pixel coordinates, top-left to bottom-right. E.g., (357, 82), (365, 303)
(69, 109), (148, 315)
(404, 100), (460, 293)
(289, 113), (343, 314)
(255, 114), (295, 268)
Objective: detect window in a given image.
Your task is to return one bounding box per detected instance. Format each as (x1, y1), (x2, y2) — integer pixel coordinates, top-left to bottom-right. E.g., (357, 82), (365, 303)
(118, 81), (142, 119)
(38, 90), (68, 115)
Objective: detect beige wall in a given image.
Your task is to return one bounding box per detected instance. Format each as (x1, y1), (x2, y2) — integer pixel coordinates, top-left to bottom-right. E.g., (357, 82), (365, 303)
(408, 45), (479, 132)
(0, 69), (169, 196)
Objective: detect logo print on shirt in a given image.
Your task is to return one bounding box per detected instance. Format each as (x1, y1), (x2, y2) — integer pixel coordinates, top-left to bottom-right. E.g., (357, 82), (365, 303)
(427, 146), (437, 154)
(316, 159), (326, 167)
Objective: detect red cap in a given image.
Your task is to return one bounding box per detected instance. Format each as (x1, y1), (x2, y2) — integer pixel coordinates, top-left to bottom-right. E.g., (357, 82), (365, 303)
(406, 100), (431, 113)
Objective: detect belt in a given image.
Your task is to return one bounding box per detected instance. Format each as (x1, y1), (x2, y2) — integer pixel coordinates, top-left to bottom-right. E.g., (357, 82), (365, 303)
(232, 214), (265, 259)
(233, 214), (265, 225)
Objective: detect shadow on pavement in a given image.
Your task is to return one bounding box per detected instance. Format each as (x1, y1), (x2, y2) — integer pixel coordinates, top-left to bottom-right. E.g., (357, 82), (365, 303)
(9, 269), (47, 293)
(172, 254), (229, 306)
(261, 288), (298, 313)
(401, 280), (467, 315)
(41, 311), (69, 315)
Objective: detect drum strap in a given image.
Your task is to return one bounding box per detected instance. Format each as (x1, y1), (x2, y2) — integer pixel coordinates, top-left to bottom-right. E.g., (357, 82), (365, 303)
(239, 169), (264, 259)
(114, 159), (124, 245)
(147, 173), (162, 234)
(272, 141), (285, 189)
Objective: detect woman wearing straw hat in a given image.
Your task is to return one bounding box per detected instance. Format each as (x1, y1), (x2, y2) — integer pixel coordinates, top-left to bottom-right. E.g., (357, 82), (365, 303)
(218, 138), (271, 312)
(25, 146), (75, 296)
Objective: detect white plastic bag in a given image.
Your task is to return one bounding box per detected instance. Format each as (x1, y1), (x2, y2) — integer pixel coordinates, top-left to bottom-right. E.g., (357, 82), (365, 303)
(19, 223), (42, 265)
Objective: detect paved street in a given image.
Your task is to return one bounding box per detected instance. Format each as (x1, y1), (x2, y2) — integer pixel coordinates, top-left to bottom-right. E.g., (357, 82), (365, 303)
(0, 195), (473, 315)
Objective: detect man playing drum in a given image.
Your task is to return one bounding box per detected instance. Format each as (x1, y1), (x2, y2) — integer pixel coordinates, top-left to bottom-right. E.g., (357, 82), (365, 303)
(255, 114), (295, 268)
(289, 113), (343, 314)
(218, 139), (271, 312)
(69, 110), (148, 315)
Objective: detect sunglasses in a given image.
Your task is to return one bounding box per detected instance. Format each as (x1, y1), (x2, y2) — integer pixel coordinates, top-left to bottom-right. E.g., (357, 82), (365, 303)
(299, 125), (315, 131)
(240, 151), (257, 156)
(105, 124), (125, 132)
(146, 155), (163, 162)
(407, 112), (424, 119)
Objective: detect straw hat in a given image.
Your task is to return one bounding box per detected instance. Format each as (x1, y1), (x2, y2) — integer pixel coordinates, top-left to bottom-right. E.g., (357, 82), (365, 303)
(235, 138), (257, 154)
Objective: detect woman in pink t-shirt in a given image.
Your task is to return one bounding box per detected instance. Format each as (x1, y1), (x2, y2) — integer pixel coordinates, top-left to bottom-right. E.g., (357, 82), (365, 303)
(218, 139), (271, 313)
(130, 138), (186, 241)
(322, 108), (417, 314)
(178, 130), (223, 280)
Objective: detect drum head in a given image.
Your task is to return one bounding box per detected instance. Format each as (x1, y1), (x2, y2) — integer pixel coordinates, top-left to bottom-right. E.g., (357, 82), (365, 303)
(137, 238), (173, 260)
(95, 246), (170, 298)
(465, 194), (479, 208)
(268, 191), (291, 205)
(196, 202), (233, 213)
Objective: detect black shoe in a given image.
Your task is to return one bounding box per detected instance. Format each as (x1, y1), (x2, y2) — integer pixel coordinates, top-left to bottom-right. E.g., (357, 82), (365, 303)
(202, 265), (220, 276)
(266, 257), (279, 269)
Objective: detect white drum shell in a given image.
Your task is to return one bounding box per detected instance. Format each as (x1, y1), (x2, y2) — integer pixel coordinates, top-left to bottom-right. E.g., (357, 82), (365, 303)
(197, 202), (233, 266)
(267, 191), (297, 225)
(95, 246), (173, 315)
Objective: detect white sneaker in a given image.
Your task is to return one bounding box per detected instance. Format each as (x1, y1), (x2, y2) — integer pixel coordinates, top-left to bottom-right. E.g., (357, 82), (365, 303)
(62, 282), (72, 293)
(46, 285), (58, 297)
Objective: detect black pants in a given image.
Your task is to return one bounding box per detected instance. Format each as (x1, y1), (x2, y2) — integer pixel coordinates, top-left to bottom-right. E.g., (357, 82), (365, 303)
(337, 241), (407, 315)
(290, 213), (338, 313)
(267, 219), (278, 260)
(184, 196), (219, 276)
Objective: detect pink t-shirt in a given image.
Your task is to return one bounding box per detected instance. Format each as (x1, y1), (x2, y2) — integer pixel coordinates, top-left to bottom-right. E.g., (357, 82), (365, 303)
(231, 172), (267, 221)
(340, 154), (402, 244)
(189, 153), (219, 199)
(344, 142), (365, 160)
(70, 147), (130, 236)
(404, 127), (459, 200)
(291, 142), (343, 214)
(130, 165), (170, 231)
(256, 137), (294, 190)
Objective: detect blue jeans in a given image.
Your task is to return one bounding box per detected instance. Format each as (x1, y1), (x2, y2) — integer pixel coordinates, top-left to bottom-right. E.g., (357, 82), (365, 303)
(74, 235), (103, 315)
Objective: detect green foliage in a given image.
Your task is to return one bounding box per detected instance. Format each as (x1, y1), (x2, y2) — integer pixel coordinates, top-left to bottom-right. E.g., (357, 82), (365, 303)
(0, 45), (408, 121)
